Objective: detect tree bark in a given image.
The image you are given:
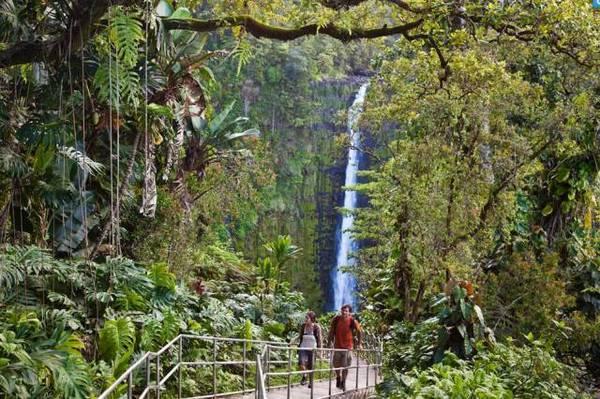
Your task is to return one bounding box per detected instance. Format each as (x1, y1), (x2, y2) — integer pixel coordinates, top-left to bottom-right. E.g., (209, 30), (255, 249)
(163, 15), (424, 43)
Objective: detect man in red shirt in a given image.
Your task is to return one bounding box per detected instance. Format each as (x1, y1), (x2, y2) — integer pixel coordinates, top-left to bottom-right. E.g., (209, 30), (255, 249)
(328, 304), (362, 391)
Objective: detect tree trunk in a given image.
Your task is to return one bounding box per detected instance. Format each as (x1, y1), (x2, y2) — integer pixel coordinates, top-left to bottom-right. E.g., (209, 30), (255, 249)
(89, 130), (142, 259)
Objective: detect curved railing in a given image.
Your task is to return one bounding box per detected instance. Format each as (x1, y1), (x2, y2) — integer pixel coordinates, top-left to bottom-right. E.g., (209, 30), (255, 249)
(98, 333), (383, 399)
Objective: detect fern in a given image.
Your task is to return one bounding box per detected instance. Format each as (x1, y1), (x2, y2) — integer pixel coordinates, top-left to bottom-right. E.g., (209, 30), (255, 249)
(109, 8), (143, 69)
(115, 288), (148, 311)
(139, 311), (180, 351)
(94, 63), (141, 108)
(140, 318), (162, 351)
(232, 39), (254, 76)
(160, 311), (180, 343)
(148, 262), (176, 291)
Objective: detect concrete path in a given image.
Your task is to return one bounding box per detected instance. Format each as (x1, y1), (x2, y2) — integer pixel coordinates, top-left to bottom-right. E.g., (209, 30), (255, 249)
(236, 359), (379, 399)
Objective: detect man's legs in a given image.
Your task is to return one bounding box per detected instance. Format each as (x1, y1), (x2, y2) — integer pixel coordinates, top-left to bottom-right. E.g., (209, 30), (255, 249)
(332, 351), (343, 388)
(340, 350), (352, 391)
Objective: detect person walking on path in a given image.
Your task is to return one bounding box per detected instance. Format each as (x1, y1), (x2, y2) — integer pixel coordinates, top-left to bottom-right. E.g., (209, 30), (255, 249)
(298, 311), (322, 387)
(328, 304), (362, 391)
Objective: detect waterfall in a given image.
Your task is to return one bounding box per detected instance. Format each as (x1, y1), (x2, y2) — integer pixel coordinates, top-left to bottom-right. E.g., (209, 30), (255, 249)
(331, 83), (368, 311)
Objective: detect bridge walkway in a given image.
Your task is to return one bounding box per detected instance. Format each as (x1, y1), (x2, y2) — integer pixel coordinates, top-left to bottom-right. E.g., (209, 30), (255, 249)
(98, 334), (382, 399)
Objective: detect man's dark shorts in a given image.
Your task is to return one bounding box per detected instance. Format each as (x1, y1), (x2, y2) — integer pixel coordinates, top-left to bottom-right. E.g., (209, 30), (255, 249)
(332, 350), (352, 369)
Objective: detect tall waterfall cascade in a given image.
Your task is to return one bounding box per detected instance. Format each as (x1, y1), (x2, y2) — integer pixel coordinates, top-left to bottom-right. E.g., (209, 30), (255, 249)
(331, 83), (368, 311)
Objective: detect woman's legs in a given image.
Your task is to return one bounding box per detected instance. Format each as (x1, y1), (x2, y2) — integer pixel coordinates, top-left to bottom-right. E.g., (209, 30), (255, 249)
(299, 350), (307, 384)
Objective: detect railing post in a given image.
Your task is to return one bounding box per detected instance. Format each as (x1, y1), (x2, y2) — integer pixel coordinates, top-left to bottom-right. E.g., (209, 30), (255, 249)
(355, 348), (359, 390)
(156, 354), (161, 399)
(243, 340), (247, 394)
(145, 355), (151, 395)
(212, 338), (217, 398)
(286, 346), (291, 399)
(266, 345), (270, 391)
(374, 349), (379, 385)
(255, 360), (258, 399)
(178, 335), (183, 399)
(366, 354), (369, 388)
(328, 349), (333, 397)
(310, 348), (315, 398)
(127, 370), (133, 399)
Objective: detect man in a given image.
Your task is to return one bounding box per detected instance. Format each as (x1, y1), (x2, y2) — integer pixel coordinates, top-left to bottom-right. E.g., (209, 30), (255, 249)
(328, 304), (362, 391)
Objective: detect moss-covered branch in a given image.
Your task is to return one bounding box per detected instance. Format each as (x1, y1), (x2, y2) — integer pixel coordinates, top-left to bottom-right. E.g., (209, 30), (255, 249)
(0, 10), (423, 68)
(162, 15), (424, 42)
(0, 0), (130, 68)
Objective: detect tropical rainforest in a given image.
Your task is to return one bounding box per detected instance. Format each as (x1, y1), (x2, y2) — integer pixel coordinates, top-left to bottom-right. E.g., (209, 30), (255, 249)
(0, 0), (599, 398)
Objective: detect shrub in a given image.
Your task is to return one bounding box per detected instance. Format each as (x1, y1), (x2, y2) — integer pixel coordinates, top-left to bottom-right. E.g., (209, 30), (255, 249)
(379, 339), (588, 399)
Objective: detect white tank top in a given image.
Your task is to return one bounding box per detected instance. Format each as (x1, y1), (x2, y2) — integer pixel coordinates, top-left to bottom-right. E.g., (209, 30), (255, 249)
(300, 324), (317, 348)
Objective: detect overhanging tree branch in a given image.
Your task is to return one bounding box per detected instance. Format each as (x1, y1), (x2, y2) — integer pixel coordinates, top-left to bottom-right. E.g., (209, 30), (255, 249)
(162, 15), (424, 42)
(0, 0), (132, 68)
(0, 10), (424, 68)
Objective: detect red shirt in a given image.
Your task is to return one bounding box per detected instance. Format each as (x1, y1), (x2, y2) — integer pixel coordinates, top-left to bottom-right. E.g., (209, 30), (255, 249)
(333, 316), (360, 349)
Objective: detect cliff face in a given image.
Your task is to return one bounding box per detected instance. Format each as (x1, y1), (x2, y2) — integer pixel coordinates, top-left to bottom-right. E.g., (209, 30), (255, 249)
(252, 80), (364, 311)
(233, 78), (368, 310)
(212, 36), (376, 311)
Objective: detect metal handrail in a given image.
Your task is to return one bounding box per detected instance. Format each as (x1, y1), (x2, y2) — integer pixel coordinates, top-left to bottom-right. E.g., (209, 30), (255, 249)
(256, 353), (268, 399)
(98, 333), (383, 399)
(98, 352), (154, 399)
(98, 334), (288, 399)
(257, 343), (383, 399)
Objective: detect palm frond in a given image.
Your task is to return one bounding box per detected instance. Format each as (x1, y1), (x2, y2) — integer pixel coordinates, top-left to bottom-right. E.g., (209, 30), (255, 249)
(0, 147), (28, 177)
(57, 146), (104, 176)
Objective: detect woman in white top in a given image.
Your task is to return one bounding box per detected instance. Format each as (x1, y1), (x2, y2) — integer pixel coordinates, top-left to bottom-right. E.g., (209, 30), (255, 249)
(298, 311), (322, 387)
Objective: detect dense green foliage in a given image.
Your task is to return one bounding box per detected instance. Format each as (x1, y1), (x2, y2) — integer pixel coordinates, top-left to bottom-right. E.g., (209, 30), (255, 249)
(0, 243), (308, 397)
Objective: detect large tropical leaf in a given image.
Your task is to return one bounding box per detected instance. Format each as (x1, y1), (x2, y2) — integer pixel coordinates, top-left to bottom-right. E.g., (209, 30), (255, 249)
(207, 101), (236, 134)
(52, 191), (98, 254)
(55, 355), (92, 399)
(98, 318), (136, 364)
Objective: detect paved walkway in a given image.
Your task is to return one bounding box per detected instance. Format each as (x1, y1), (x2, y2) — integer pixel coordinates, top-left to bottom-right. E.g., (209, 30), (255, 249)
(237, 359), (379, 399)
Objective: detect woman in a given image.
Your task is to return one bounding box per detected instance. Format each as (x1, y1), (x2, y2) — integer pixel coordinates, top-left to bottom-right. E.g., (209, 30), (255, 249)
(298, 311), (322, 387)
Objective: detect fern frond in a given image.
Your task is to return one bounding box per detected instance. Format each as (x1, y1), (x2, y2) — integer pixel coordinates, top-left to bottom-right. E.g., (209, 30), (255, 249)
(109, 8), (143, 69)
(94, 59), (141, 109)
(148, 263), (176, 291)
(232, 39), (254, 76)
(140, 318), (161, 351)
